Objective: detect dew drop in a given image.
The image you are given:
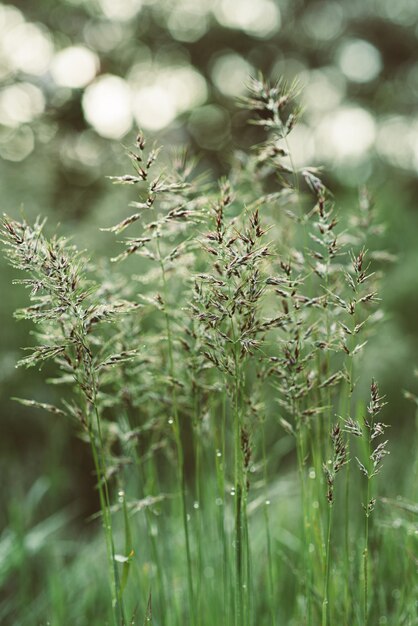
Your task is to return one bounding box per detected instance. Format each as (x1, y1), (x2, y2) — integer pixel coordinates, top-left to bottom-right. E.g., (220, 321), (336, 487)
(265, 499), (271, 506)
(193, 501), (199, 510)
(216, 450), (222, 457)
(215, 497), (223, 506)
(168, 418), (174, 425)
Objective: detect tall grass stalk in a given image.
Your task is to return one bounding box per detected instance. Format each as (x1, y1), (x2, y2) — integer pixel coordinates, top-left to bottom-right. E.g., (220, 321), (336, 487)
(156, 236), (196, 625)
(1, 217), (129, 625)
(2, 77), (397, 626)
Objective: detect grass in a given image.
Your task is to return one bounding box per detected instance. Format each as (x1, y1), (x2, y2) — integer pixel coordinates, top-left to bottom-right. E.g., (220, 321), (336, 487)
(1, 77), (417, 626)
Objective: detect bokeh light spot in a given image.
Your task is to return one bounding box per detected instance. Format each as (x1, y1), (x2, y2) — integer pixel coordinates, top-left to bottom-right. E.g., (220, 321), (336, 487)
(83, 20), (126, 53)
(302, 2), (344, 41)
(167, 2), (209, 42)
(303, 67), (346, 112)
(0, 4), (24, 32)
(0, 83), (45, 127)
(132, 65), (207, 131)
(51, 46), (99, 89)
(211, 53), (254, 97)
(337, 39), (382, 84)
(0, 125), (34, 161)
(376, 116), (413, 170)
(285, 124), (315, 168)
(3, 22), (53, 76)
(316, 107), (376, 161)
(215, 0), (281, 38)
(97, 0), (143, 21)
(380, 0), (418, 26)
(82, 75), (133, 139)
(188, 105), (230, 150)
(133, 85), (177, 131)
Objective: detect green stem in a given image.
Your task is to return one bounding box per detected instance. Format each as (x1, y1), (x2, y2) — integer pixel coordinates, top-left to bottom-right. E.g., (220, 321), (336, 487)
(233, 379), (243, 626)
(363, 410), (373, 626)
(88, 422), (124, 626)
(84, 352), (125, 626)
(322, 503), (333, 626)
(295, 412), (312, 626)
(194, 418), (203, 625)
(344, 450), (351, 623)
(262, 426), (276, 626)
(364, 479), (370, 626)
(157, 237), (195, 625)
(230, 315), (245, 626)
(215, 388), (229, 626)
(243, 496), (251, 626)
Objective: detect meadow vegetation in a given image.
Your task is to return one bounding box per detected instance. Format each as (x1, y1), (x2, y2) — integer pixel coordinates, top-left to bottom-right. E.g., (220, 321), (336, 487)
(2, 78), (417, 626)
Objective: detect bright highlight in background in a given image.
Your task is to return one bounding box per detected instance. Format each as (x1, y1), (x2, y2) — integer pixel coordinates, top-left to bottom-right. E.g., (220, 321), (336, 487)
(132, 66), (207, 131)
(51, 46), (99, 89)
(211, 53), (254, 97)
(133, 85), (176, 131)
(97, 0), (143, 21)
(0, 83), (45, 127)
(317, 106), (376, 161)
(82, 75), (133, 139)
(3, 22), (53, 76)
(337, 39), (382, 83)
(215, 0), (281, 38)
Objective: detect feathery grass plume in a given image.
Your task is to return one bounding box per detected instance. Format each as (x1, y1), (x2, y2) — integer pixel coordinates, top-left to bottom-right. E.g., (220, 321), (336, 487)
(322, 423), (348, 626)
(1, 214), (144, 626)
(2, 74), (399, 626)
(191, 175), (271, 626)
(343, 379), (389, 626)
(239, 76), (390, 625)
(104, 133), (208, 262)
(104, 133), (215, 625)
(240, 76), (336, 623)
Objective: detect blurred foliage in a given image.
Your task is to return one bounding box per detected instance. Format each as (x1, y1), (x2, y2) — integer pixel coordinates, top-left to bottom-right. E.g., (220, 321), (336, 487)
(1, 0), (418, 599)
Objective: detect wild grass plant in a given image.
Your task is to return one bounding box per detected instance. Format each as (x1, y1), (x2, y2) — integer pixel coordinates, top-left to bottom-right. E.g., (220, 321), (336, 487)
(2, 78), (416, 626)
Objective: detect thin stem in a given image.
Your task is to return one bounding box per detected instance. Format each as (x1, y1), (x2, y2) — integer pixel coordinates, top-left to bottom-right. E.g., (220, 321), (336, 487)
(322, 503), (333, 626)
(78, 331), (125, 626)
(88, 420), (124, 626)
(363, 410), (373, 626)
(262, 425), (276, 626)
(194, 417), (203, 625)
(294, 403), (312, 626)
(156, 236), (195, 625)
(230, 313), (245, 626)
(215, 387), (229, 626)
(363, 479), (370, 626)
(243, 498), (252, 626)
(233, 377), (243, 626)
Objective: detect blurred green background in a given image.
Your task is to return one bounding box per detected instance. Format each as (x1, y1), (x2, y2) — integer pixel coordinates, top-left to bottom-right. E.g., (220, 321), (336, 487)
(1, 0), (418, 617)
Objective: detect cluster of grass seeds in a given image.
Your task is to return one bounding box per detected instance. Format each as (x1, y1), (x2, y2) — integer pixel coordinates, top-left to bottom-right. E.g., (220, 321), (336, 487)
(234, 77), (392, 626)
(1, 216), (143, 624)
(2, 77), (398, 626)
